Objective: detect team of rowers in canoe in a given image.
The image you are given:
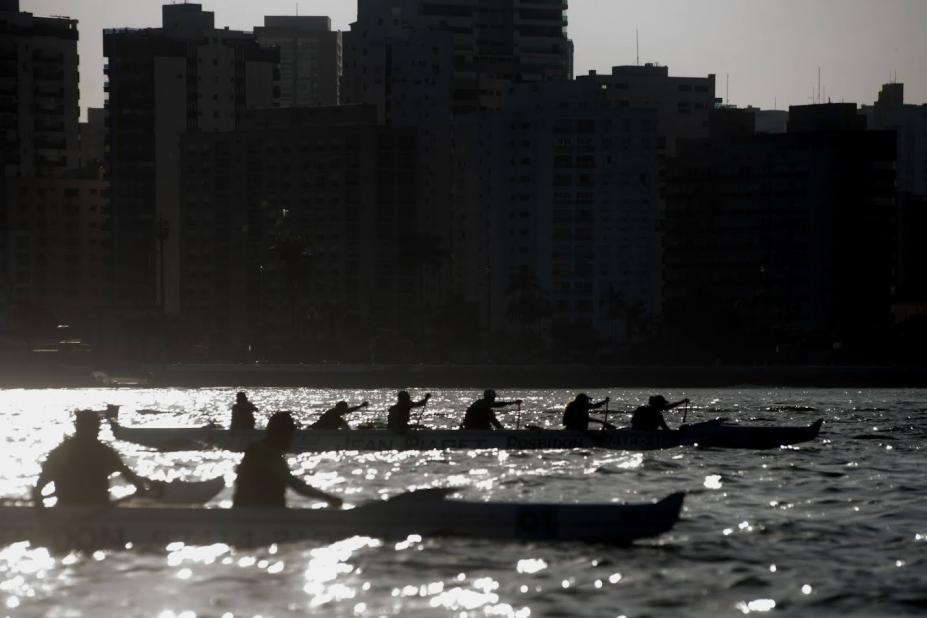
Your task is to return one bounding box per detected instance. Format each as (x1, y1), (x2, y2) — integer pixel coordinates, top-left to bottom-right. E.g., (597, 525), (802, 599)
(32, 391), (690, 512)
(231, 389), (691, 433)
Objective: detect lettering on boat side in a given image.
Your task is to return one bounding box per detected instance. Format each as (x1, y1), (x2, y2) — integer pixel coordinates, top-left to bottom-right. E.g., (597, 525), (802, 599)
(505, 436), (586, 449)
(516, 506), (556, 537)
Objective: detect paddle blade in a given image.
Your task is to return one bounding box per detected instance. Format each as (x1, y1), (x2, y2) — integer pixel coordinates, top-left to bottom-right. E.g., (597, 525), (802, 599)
(384, 487), (462, 503)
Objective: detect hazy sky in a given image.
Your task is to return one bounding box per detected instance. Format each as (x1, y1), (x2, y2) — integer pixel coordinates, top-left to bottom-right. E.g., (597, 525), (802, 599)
(21, 0), (927, 119)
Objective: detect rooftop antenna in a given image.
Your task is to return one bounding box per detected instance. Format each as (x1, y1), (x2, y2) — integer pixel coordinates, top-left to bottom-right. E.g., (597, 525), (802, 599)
(817, 67), (821, 104)
(726, 73), (730, 105)
(636, 28), (639, 66)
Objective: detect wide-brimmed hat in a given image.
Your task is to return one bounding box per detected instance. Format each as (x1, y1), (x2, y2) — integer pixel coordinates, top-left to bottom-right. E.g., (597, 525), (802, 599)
(648, 395), (669, 408)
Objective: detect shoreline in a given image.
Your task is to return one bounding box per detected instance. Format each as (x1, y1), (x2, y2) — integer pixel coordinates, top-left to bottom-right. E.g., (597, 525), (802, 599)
(1, 362), (925, 389)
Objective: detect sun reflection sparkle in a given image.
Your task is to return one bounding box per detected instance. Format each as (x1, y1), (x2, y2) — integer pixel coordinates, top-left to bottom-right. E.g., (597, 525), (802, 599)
(736, 598), (776, 613)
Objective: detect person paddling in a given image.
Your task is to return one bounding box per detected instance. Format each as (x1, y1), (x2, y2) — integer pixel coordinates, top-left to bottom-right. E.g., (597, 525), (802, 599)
(230, 391), (259, 431)
(310, 400), (369, 430)
(562, 393), (612, 431)
(631, 395), (690, 431)
(233, 411), (342, 508)
(387, 391), (431, 431)
(461, 389), (522, 430)
(32, 410), (153, 508)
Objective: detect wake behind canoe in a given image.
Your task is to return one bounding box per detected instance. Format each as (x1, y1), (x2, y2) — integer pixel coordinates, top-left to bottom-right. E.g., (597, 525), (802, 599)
(0, 492), (684, 547)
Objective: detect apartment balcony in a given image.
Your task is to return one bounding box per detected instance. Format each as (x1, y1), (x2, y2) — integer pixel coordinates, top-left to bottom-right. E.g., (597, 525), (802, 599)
(32, 103), (64, 115)
(32, 50), (64, 63)
(35, 136), (67, 149)
(35, 154), (67, 167)
(516, 0), (567, 9)
(34, 116), (65, 131)
(34, 85), (64, 98)
(33, 68), (65, 82)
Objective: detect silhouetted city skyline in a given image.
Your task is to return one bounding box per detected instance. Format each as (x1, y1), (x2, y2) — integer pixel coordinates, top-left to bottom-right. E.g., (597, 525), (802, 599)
(17, 0), (927, 120)
(2, 0), (926, 376)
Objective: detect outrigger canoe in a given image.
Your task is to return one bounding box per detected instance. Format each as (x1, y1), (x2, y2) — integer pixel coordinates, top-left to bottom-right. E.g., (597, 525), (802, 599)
(108, 418), (823, 452)
(0, 490), (685, 547)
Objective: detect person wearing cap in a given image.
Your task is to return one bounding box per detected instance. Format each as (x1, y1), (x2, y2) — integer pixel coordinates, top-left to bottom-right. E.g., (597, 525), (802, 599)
(631, 395), (690, 431)
(461, 389), (523, 430)
(233, 411), (343, 508)
(230, 391), (259, 431)
(310, 400), (369, 430)
(562, 393), (612, 431)
(387, 391), (432, 431)
(32, 410), (152, 508)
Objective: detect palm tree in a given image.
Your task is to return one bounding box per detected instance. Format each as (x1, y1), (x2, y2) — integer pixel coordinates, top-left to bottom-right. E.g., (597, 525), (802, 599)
(397, 234), (449, 331)
(505, 271), (553, 336)
(603, 287), (647, 346)
(270, 231), (314, 340)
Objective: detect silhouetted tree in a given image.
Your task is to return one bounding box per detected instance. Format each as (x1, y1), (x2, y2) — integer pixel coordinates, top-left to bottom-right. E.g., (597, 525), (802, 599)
(270, 231), (314, 341)
(505, 271), (552, 336)
(603, 287), (647, 346)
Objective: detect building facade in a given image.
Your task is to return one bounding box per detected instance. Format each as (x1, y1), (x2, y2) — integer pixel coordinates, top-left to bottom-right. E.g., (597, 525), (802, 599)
(1, 0), (98, 329)
(178, 106), (422, 357)
(454, 80), (659, 344)
(576, 64), (716, 159)
(104, 4), (277, 315)
(663, 104), (897, 361)
(866, 83), (927, 304)
(255, 16), (342, 108)
(3, 173), (110, 319)
(0, 0), (79, 179)
(79, 106), (106, 171)
(343, 0), (573, 116)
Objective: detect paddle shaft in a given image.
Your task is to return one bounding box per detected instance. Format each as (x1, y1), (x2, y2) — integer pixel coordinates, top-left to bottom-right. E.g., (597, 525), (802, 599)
(417, 399), (429, 424)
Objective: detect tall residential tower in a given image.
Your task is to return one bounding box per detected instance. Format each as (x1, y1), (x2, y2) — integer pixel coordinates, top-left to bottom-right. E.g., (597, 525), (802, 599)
(104, 4), (277, 315)
(255, 16), (342, 108)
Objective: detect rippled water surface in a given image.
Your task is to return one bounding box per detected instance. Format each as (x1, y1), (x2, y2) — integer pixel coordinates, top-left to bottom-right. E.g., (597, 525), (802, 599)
(1, 387), (925, 617)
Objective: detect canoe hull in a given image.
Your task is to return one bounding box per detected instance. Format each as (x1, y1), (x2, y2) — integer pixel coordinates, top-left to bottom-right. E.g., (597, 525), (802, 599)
(0, 492), (684, 547)
(110, 420), (822, 452)
(685, 418), (824, 449)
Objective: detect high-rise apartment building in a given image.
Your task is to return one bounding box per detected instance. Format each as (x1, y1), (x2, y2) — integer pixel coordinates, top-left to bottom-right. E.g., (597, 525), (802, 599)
(343, 0), (573, 116)
(255, 16), (342, 107)
(178, 106), (421, 356)
(104, 4), (277, 315)
(0, 0), (79, 179)
(576, 64), (716, 159)
(4, 174), (110, 317)
(454, 80), (659, 342)
(663, 104), (897, 361)
(1, 0), (96, 322)
(865, 83), (927, 303)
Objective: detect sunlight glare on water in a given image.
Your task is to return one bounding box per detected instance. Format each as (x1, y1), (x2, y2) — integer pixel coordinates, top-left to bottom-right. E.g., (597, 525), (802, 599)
(0, 387), (925, 616)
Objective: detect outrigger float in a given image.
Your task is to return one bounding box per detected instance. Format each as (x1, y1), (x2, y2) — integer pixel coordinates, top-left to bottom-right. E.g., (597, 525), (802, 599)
(108, 416), (823, 452)
(0, 489), (685, 547)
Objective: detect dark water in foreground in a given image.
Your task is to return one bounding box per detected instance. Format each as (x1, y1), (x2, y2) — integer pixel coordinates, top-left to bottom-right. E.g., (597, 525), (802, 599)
(1, 387), (925, 617)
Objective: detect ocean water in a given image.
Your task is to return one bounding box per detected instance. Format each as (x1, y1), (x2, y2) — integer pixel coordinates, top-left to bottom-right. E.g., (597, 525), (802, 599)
(0, 387), (925, 618)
